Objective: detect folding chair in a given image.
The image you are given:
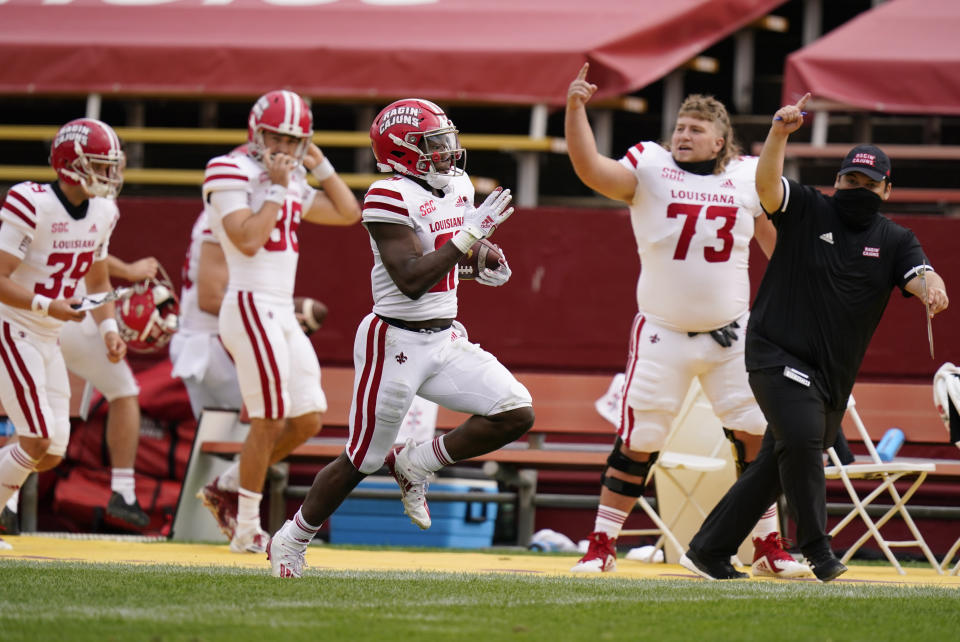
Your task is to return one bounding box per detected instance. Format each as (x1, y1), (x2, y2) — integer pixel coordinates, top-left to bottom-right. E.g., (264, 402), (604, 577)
(620, 380), (742, 564)
(933, 362), (960, 575)
(824, 395), (941, 574)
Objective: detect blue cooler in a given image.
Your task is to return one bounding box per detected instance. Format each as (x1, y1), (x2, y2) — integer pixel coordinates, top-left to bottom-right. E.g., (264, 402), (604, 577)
(328, 476), (498, 548)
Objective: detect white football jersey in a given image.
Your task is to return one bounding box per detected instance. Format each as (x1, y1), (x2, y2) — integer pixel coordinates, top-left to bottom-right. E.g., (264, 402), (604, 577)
(361, 174), (475, 321)
(202, 153), (317, 303)
(618, 142), (762, 333)
(177, 211), (220, 334)
(0, 182), (117, 338)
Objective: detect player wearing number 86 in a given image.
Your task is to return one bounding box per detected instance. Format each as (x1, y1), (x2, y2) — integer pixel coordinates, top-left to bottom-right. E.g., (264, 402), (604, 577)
(565, 65), (807, 579)
(202, 90), (360, 554)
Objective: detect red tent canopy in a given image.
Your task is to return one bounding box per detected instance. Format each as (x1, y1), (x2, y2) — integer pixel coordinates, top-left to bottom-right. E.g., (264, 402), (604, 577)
(783, 0), (960, 115)
(0, 0), (784, 104)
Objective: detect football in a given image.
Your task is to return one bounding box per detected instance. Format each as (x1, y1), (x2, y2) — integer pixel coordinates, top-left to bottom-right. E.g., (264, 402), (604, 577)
(457, 239), (504, 280)
(294, 296), (328, 336)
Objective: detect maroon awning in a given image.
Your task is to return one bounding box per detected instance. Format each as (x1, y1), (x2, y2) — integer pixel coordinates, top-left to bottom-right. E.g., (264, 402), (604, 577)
(783, 0), (960, 115)
(0, 0), (785, 104)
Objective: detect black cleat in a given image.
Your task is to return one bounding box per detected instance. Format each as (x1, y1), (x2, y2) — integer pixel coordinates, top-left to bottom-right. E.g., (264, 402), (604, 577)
(806, 551), (847, 583)
(0, 506), (19, 535)
(106, 492), (150, 528)
(680, 548), (748, 580)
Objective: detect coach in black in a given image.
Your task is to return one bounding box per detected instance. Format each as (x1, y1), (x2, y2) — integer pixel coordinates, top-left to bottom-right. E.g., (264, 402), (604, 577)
(680, 93), (949, 583)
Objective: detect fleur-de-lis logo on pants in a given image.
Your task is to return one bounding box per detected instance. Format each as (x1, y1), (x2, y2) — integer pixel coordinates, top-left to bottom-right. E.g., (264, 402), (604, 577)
(395, 352), (408, 364)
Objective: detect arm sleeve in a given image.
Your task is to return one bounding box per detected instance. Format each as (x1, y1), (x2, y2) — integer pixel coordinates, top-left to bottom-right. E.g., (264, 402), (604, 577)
(208, 190), (250, 220)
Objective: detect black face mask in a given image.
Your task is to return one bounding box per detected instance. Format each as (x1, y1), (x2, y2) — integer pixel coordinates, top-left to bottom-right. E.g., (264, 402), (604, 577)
(833, 187), (883, 230)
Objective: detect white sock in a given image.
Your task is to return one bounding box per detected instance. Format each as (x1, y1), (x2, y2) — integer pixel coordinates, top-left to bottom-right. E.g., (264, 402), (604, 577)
(594, 505), (629, 539)
(236, 488), (262, 532)
(752, 504), (779, 539)
(408, 436), (454, 473)
(0, 445), (39, 508)
(218, 462), (240, 492)
(286, 508), (321, 545)
(111, 468), (137, 504)
(6, 488), (19, 513)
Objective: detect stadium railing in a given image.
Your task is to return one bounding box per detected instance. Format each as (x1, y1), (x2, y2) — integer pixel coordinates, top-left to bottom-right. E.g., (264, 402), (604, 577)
(0, 124), (567, 197)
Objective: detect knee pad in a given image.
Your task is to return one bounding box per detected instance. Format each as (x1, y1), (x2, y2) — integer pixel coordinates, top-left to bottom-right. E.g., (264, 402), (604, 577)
(601, 438), (657, 498)
(723, 427), (749, 476)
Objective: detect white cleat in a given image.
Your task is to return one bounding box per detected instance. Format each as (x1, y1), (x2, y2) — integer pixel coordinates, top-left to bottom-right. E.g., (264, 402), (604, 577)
(229, 525), (269, 554)
(385, 439), (432, 530)
(267, 521), (307, 579)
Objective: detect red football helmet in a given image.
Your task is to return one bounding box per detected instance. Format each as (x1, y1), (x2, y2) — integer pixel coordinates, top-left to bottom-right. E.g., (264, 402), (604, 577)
(49, 118), (125, 199)
(116, 270), (180, 355)
(370, 98), (466, 188)
(247, 90), (313, 162)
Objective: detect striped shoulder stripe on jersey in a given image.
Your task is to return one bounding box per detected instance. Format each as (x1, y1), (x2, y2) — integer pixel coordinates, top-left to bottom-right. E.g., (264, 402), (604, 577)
(623, 143), (645, 168)
(2, 189), (37, 229)
(0, 321), (48, 438)
(347, 317), (388, 467)
(363, 187), (408, 217)
(204, 160), (248, 184)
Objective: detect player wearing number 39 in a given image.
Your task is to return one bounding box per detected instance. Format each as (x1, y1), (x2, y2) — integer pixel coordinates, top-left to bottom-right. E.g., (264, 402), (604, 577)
(266, 98), (533, 578)
(202, 90), (360, 554)
(0, 118), (126, 550)
(564, 64), (808, 579)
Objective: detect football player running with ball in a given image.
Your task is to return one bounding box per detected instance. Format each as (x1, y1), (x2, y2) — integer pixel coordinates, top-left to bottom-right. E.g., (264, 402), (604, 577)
(0, 118), (127, 549)
(267, 98), (533, 578)
(202, 90), (361, 554)
(565, 64), (809, 579)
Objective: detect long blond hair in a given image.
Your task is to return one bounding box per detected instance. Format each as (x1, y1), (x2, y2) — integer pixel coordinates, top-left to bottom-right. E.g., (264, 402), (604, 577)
(664, 94), (742, 174)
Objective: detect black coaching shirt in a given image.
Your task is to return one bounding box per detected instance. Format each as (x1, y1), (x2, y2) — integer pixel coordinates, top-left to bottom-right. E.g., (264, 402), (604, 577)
(746, 178), (929, 411)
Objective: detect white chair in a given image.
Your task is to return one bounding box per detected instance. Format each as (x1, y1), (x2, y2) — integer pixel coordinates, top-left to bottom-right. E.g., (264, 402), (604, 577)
(933, 362), (960, 575)
(824, 395), (941, 574)
(619, 380), (742, 564)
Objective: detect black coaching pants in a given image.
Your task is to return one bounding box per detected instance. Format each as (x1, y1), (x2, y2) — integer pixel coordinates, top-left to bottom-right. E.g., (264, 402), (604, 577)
(688, 367), (845, 559)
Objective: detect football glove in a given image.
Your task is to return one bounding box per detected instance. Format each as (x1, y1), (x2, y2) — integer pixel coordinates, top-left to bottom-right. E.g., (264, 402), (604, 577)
(452, 188), (514, 252)
(475, 253), (511, 287)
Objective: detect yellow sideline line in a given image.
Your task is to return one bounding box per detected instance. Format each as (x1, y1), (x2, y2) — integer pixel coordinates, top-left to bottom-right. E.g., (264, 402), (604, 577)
(1, 535), (958, 587)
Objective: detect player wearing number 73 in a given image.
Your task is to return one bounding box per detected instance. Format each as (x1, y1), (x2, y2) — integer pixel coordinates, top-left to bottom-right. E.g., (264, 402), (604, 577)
(564, 65), (807, 580)
(202, 90), (360, 554)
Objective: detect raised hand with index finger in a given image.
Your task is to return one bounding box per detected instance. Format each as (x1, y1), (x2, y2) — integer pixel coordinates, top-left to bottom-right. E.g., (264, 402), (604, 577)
(772, 92), (811, 134)
(567, 63), (598, 109)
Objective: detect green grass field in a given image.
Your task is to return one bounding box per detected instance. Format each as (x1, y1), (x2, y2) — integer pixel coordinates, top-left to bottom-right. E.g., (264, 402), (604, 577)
(1, 559), (958, 642)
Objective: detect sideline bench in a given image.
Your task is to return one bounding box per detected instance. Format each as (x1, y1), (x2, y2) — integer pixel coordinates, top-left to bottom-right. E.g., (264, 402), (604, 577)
(189, 369), (960, 546)
(192, 367), (617, 544)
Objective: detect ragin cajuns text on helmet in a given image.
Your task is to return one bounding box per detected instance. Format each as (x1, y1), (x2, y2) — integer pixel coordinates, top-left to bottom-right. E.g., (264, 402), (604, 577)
(49, 118), (125, 199)
(369, 98), (466, 189)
